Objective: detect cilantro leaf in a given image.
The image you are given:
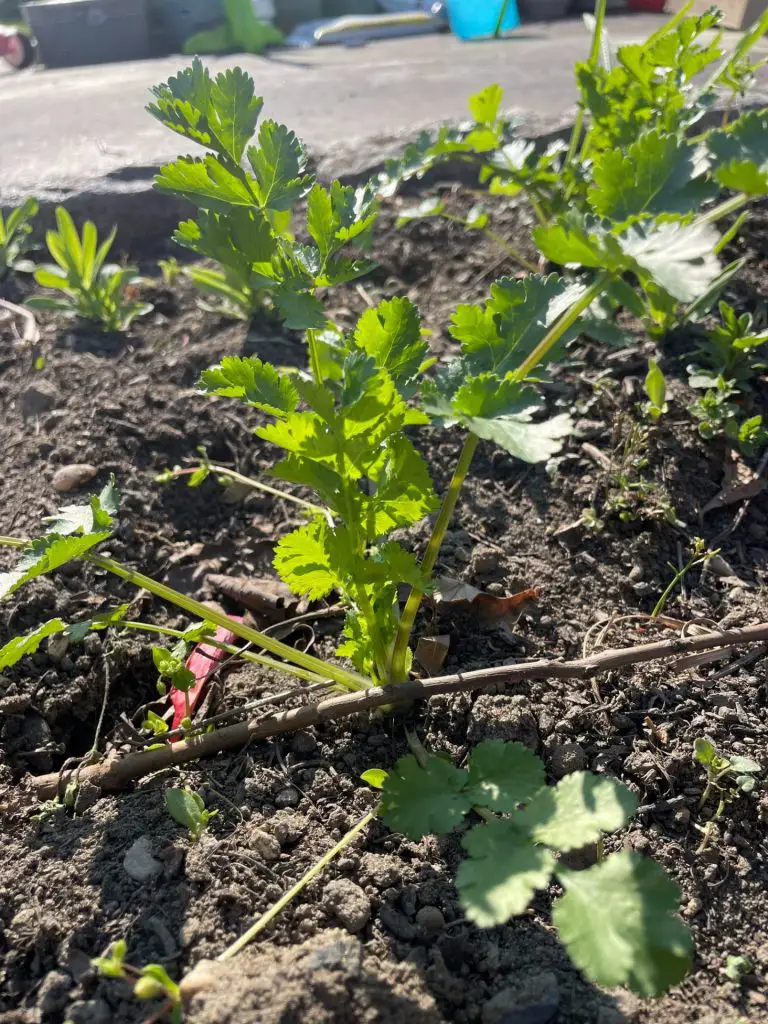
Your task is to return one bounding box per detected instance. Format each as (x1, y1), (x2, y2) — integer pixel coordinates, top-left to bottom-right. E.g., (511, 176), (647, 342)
(273, 286), (326, 330)
(588, 130), (716, 222)
(273, 519), (354, 600)
(43, 478), (119, 536)
(155, 156), (255, 211)
(0, 619), (67, 670)
(465, 740), (546, 812)
(553, 852), (692, 996)
(247, 120), (309, 211)
(457, 818), (555, 927)
(199, 356), (298, 416)
(66, 603), (130, 644)
(522, 771), (637, 852)
(468, 83), (504, 125)
(0, 533), (111, 601)
(208, 67), (264, 163)
(379, 753), (472, 840)
(368, 436), (437, 533)
(709, 110), (768, 195)
(618, 220), (721, 302)
(353, 298), (427, 393)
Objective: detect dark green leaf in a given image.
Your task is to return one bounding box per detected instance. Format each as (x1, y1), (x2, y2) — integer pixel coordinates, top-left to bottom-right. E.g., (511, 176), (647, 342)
(273, 286), (326, 330)
(199, 356), (298, 416)
(379, 753), (471, 840)
(709, 111), (768, 194)
(553, 851), (692, 995)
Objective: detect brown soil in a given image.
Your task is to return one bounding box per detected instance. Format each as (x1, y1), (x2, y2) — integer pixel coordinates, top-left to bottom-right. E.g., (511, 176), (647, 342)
(1, 191), (768, 1024)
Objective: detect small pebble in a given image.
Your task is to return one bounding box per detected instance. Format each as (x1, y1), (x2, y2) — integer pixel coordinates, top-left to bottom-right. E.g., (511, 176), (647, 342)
(551, 742), (588, 778)
(246, 827), (280, 862)
(52, 463), (98, 492)
(415, 906), (445, 937)
(37, 970), (72, 1014)
(292, 731), (318, 755)
(683, 897), (703, 918)
(275, 786), (300, 809)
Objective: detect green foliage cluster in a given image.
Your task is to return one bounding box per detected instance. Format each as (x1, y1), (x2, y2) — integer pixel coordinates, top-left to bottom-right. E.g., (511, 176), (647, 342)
(25, 208), (152, 332)
(373, 740), (692, 996)
(165, 786), (217, 840)
(0, 196), (37, 277)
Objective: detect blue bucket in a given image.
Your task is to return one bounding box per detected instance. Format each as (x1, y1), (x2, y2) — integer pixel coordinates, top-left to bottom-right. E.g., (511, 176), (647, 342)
(448, 0), (520, 39)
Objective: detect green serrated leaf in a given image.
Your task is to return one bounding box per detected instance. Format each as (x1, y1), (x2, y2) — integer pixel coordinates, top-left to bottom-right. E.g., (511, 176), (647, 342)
(379, 753), (471, 841)
(709, 110), (768, 194)
(465, 740), (546, 812)
(588, 131), (715, 222)
(273, 519), (345, 600)
(354, 297), (427, 392)
(553, 851), (692, 996)
(619, 220), (721, 303)
(155, 156), (255, 211)
(361, 768), (388, 789)
(367, 436), (437, 533)
(0, 619), (67, 670)
(457, 818), (555, 927)
(467, 409), (573, 464)
(273, 286), (326, 330)
(523, 771), (637, 852)
(468, 83), (504, 125)
(248, 120), (309, 211)
(208, 66), (264, 162)
(198, 355), (298, 416)
(0, 533), (112, 601)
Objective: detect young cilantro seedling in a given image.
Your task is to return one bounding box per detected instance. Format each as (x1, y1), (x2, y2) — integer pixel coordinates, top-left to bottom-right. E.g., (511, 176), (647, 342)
(0, 197), (38, 278)
(25, 208), (152, 332)
(643, 358), (667, 422)
(693, 737), (761, 853)
(369, 739), (692, 996)
(165, 786), (217, 841)
(93, 940), (183, 1022)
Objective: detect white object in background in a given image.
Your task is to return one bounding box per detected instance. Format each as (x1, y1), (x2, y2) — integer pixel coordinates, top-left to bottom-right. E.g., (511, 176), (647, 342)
(253, 0), (275, 21)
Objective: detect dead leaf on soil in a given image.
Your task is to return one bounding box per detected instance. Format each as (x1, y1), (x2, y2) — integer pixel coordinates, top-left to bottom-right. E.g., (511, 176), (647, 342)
(207, 573), (307, 622)
(415, 635), (450, 675)
(433, 576), (541, 623)
(702, 451), (766, 514)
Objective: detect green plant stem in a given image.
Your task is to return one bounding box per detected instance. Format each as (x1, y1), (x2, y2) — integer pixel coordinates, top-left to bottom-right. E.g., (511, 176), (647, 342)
(651, 550), (716, 619)
(389, 432), (479, 683)
(0, 535), (25, 548)
(493, 0), (512, 37)
(86, 553), (369, 692)
(218, 810), (375, 960)
(699, 193), (749, 225)
(564, 0), (607, 170)
(119, 621), (331, 687)
(513, 271), (612, 380)
(169, 464), (324, 514)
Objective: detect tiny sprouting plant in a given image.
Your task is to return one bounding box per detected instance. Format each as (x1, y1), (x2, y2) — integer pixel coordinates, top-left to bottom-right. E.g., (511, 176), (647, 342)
(153, 642), (195, 722)
(688, 372), (768, 456)
(693, 737), (761, 853)
(725, 954), (753, 984)
(369, 739), (692, 995)
(158, 255), (182, 287)
(643, 358), (667, 422)
(25, 207), (153, 332)
(0, 196), (38, 278)
(651, 537), (719, 619)
(165, 786), (217, 840)
(692, 300), (768, 382)
(147, 60), (378, 323)
(93, 939), (182, 1023)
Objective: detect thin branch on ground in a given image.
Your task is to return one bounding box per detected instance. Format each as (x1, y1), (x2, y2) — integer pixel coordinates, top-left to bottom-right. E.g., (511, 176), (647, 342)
(29, 621), (768, 799)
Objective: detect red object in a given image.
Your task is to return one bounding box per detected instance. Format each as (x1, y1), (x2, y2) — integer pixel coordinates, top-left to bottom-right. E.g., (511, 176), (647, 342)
(627, 0), (665, 10)
(170, 617), (243, 730)
(0, 27), (36, 70)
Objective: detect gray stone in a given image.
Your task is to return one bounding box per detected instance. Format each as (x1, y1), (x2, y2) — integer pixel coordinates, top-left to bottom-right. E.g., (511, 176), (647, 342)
(37, 969), (72, 1014)
(52, 463), (98, 492)
(482, 971), (560, 1024)
(323, 879), (371, 934)
(551, 742), (588, 778)
(67, 998), (112, 1024)
(378, 905), (416, 941)
(123, 835), (163, 882)
(292, 730), (318, 755)
(247, 827), (281, 863)
(415, 905), (445, 937)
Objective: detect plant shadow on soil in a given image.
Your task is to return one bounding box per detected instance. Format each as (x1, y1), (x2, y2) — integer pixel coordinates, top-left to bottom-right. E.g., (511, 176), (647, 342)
(1, 196), (768, 1023)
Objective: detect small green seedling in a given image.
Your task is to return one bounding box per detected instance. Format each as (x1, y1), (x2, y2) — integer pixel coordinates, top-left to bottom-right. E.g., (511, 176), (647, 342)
(370, 739), (692, 996)
(643, 358), (667, 421)
(689, 373), (767, 456)
(152, 643), (195, 722)
(93, 940), (182, 1021)
(0, 197), (38, 277)
(25, 207), (153, 332)
(725, 953), (753, 984)
(652, 537), (719, 619)
(158, 256), (181, 287)
(165, 786), (217, 840)
(693, 737), (760, 853)
(693, 301), (768, 382)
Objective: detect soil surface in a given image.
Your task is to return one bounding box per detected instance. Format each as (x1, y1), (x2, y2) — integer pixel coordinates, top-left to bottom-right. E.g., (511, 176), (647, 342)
(1, 189), (768, 1024)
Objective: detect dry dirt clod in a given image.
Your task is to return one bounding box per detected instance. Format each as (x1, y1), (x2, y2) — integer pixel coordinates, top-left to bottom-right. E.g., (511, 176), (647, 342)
(275, 786), (300, 809)
(246, 826), (281, 862)
(415, 905), (445, 937)
(550, 742), (588, 778)
(36, 969), (73, 1014)
(322, 879), (371, 934)
(18, 380), (59, 417)
(481, 970), (560, 1024)
(123, 835), (163, 882)
(51, 463), (98, 492)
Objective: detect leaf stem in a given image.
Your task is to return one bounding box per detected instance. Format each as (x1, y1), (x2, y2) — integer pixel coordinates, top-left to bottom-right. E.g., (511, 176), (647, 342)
(389, 432), (479, 683)
(699, 193), (749, 225)
(86, 553), (368, 692)
(119, 621), (331, 687)
(167, 464), (324, 514)
(217, 810), (375, 960)
(564, 0), (607, 170)
(0, 535), (26, 548)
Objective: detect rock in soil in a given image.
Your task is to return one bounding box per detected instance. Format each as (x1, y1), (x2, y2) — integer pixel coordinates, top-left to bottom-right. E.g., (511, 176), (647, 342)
(185, 928), (441, 1023)
(482, 970), (560, 1024)
(122, 835), (163, 882)
(550, 742), (588, 778)
(51, 462), (98, 492)
(323, 878), (371, 934)
(246, 826), (281, 862)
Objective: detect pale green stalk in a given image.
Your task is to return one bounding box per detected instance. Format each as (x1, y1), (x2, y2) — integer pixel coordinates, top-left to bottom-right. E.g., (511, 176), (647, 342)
(564, 0), (607, 171)
(170, 464), (324, 514)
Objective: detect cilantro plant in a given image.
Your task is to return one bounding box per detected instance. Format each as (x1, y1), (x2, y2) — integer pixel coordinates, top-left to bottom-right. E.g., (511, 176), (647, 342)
(25, 208), (152, 332)
(148, 60), (378, 322)
(380, 3), (768, 337)
(692, 737), (761, 853)
(691, 300), (768, 382)
(371, 739), (692, 996)
(93, 940), (183, 1023)
(0, 196), (37, 278)
(643, 358), (667, 422)
(166, 786), (217, 840)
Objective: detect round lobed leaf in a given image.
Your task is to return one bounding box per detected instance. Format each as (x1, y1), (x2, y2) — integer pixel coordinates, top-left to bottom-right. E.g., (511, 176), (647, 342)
(465, 739), (546, 812)
(522, 771), (637, 852)
(379, 754), (471, 841)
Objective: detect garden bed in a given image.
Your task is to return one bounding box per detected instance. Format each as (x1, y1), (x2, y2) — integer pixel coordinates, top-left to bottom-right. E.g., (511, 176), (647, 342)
(1, 191), (767, 1024)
